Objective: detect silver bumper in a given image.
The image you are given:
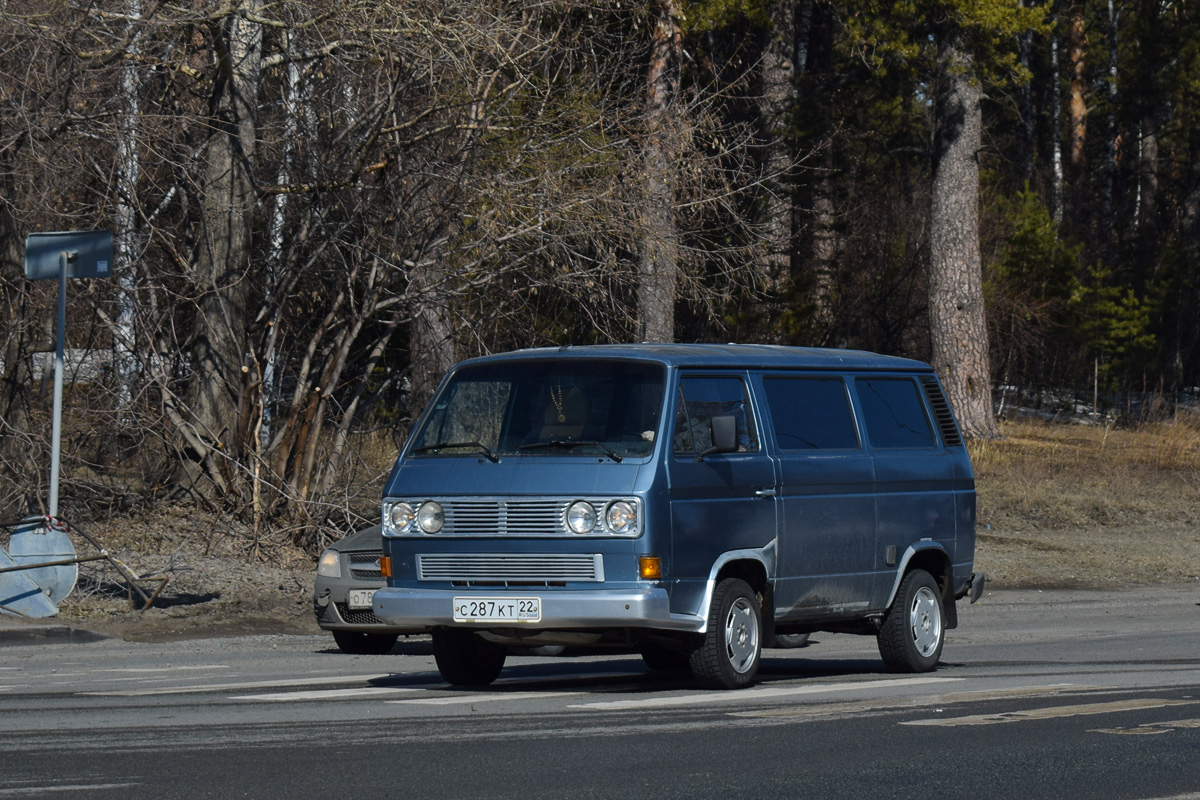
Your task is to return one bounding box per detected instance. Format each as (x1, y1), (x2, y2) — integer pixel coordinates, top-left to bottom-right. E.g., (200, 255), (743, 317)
(373, 586), (702, 632)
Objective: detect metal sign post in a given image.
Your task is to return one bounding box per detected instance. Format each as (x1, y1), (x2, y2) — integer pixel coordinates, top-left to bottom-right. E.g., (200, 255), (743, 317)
(24, 231), (114, 517)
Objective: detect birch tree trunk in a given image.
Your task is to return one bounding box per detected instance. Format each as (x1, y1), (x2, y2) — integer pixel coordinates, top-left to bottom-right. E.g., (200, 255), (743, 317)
(1050, 7), (1065, 222)
(114, 0), (142, 409)
(639, 0), (682, 344)
(929, 29), (999, 440)
(180, 0), (263, 495)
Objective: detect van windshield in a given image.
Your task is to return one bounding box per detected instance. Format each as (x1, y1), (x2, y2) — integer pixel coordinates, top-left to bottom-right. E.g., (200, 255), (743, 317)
(410, 359), (666, 460)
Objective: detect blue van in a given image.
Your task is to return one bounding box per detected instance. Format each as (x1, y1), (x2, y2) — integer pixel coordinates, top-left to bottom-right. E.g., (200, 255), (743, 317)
(373, 344), (983, 689)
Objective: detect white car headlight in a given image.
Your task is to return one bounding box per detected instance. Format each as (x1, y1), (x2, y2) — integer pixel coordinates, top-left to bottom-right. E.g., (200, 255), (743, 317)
(417, 501), (444, 533)
(387, 502), (415, 534)
(605, 500), (637, 534)
(567, 501), (597, 534)
(317, 549), (341, 578)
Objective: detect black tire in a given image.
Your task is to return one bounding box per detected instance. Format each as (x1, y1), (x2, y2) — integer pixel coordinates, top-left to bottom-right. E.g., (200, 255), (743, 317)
(877, 569), (944, 673)
(640, 643), (692, 672)
(332, 630), (399, 655)
(772, 632), (810, 649)
(689, 578), (762, 689)
(431, 628), (507, 686)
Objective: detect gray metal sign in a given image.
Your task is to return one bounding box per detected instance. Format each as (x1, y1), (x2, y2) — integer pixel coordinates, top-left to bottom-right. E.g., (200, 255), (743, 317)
(23, 229), (115, 517)
(24, 230), (114, 281)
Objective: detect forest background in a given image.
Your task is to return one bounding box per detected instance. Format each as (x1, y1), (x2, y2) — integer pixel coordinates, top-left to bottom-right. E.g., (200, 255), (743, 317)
(2, 0), (1200, 552)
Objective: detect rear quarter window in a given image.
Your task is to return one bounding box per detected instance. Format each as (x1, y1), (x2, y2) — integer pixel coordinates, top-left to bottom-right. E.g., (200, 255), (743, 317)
(762, 376), (859, 450)
(855, 377), (936, 450)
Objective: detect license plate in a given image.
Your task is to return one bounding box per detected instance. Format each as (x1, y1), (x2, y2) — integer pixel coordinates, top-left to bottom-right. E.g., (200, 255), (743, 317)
(347, 589), (376, 610)
(453, 596), (541, 623)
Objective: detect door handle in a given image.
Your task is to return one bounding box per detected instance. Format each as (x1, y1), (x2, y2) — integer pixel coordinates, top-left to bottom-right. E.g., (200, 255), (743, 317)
(754, 488), (777, 498)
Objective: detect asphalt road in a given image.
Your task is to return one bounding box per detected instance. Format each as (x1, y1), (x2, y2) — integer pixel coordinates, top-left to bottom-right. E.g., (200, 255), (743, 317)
(2, 584), (1199, 799)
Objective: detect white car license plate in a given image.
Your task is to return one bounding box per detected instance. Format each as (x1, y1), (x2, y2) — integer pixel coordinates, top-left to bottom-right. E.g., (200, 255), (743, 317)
(347, 589), (376, 610)
(453, 596), (541, 623)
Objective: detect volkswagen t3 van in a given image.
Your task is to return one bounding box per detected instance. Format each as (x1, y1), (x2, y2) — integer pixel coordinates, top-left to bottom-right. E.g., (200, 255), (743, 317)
(373, 344), (983, 689)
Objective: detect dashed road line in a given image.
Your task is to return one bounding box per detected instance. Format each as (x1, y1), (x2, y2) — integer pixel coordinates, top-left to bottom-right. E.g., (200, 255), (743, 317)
(84, 673), (397, 697)
(232, 686), (424, 702)
(390, 691), (586, 706)
(570, 676), (961, 711)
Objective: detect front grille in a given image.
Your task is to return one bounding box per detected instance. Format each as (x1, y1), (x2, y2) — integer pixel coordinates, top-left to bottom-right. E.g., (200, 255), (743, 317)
(417, 553), (604, 582)
(336, 603), (386, 625)
(349, 551), (383, 580)
(445, 500), (563, 535)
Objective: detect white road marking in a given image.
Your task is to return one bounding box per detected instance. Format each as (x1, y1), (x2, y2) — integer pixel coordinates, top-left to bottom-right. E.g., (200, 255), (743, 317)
(734, 684), (1086, 719)
(100, 665), (229, 673)
(570, 676), (961, 710)
(1091, 717), (1200, 735)
(0, 784), (139, 795)
(390, 691), (586, 706)
(232, 686), (423, 701)
(84, 673), (398, 697)
(903, 698), (1198, 726)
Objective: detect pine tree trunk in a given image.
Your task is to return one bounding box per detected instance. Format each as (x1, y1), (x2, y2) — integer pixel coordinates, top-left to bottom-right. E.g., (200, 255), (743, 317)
(802, 1), (837, 341)
(760, 0), (796, 304)
(929, 31), (999, 440)
(638, 0), (682, 344)
(1066, 5), (1088, 209)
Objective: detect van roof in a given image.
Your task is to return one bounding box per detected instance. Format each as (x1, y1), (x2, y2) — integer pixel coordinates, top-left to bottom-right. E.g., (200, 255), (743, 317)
(458, 344), (932, 372)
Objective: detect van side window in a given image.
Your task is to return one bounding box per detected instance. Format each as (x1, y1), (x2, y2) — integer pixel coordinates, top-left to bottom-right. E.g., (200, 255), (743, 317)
(762, 377), (859, 450)
(855, 377), (936, 449)
(673, 377), (759, 454)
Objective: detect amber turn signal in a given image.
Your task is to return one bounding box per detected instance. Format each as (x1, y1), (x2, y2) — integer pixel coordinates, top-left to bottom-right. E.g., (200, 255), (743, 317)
(638, 555), (661, 580)
(379, 555), (392, 579)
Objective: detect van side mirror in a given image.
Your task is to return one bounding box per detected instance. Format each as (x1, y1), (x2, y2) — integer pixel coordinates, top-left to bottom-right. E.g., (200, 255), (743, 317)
(697, 415), (738, 460)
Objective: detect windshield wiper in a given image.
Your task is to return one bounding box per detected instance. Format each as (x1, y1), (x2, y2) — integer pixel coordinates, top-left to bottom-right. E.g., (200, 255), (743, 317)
(518, 440), (623, 463)
(412, 441), (500, 463)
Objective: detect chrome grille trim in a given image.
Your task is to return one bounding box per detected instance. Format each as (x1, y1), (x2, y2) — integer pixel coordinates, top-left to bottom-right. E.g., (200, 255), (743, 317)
(390, 497), (641, 537)
(417, 553), (605, 582)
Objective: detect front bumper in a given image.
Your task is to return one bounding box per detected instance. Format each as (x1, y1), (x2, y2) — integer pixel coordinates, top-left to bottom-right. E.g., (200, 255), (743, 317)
(373, 586), (702, 632)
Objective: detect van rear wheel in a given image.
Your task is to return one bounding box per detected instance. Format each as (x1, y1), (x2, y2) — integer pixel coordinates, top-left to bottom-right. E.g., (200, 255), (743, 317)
(878, 569), (944, 673)
(431, 628), (507, 686)
(689, 578), (761, 689)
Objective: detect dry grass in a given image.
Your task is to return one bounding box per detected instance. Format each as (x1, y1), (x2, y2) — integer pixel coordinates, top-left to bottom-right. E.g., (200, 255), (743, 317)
(970, 415), (1200, 588)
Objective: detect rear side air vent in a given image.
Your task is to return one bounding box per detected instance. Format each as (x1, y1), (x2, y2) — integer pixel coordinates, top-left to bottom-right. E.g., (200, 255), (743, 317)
(920, 376), (964, 447)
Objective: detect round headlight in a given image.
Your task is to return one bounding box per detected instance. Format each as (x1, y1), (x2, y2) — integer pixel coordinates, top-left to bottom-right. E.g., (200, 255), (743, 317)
(566, 501), (597, 534)
(605, 501), (637, 534)
(417, 501), (444, 533)
(317, 549), (341, 578)
(388, 502), (415, 533)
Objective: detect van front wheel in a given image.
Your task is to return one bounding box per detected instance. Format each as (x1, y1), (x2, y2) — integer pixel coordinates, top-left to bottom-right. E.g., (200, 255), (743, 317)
(690, 578), (761, 689)
(431, 628), (507, 686)
(878, 569), (944, 673)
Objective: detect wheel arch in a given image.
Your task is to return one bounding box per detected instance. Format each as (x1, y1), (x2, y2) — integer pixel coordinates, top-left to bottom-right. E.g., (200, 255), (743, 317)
(694, 548), (773, 634)
(886, 543), (956, 629)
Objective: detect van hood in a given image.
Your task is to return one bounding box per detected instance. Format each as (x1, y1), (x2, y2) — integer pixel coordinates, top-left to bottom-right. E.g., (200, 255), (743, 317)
(384, 456), (648, 498)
